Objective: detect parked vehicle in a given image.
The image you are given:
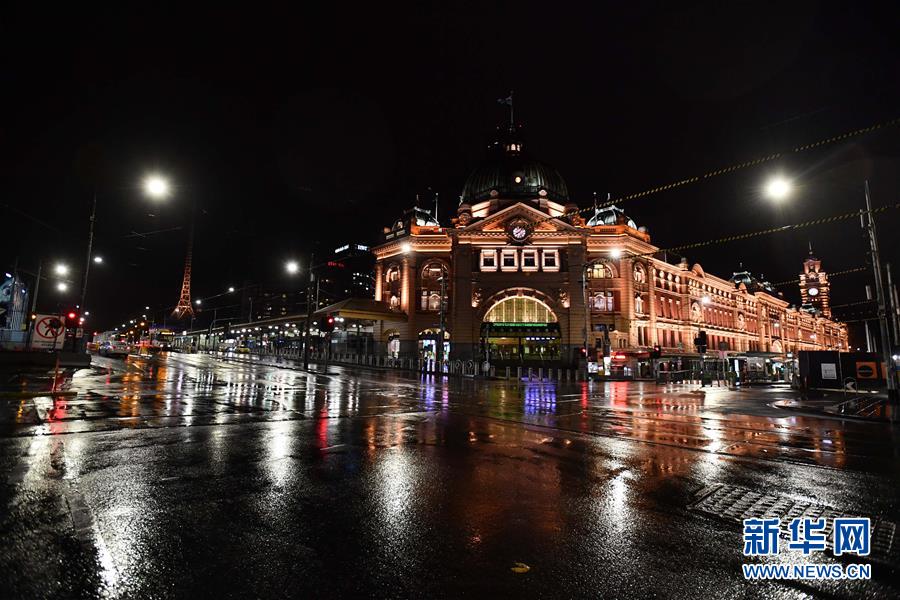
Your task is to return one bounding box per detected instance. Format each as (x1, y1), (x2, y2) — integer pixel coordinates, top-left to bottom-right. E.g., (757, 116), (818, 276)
(98, 340), (130, 357)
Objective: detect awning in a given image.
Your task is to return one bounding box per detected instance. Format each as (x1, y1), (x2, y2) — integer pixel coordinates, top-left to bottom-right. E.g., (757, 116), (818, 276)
(313, 298), (407, 322)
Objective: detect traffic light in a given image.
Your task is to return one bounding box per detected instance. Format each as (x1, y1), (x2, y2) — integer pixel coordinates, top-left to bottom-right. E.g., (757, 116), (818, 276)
(651, 344), (662, 359)
(694, 330), (708, 354)
(325, 315), (336, 332)
(64, 310), (80, 328)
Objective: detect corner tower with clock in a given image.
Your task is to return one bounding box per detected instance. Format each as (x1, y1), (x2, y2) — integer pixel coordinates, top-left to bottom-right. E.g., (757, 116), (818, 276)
(799, 246), (830, 317)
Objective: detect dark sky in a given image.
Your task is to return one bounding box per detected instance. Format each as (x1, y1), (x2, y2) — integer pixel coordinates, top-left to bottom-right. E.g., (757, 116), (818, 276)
(2, 2), (900, 342)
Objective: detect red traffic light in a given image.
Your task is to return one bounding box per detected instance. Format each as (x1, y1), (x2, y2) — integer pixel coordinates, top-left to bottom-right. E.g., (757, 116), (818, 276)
(67, 311), (77, 320)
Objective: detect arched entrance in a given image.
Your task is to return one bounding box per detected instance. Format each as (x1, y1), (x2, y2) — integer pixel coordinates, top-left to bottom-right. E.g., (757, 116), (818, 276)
(481, 293), (561, 365)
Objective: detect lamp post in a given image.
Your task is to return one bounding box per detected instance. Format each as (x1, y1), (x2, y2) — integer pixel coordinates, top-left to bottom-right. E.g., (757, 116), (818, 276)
(76, 174), (171, 352)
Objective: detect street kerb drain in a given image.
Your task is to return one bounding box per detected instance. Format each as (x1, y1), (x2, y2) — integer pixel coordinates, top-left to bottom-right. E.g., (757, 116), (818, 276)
(689, 483), (898, 566)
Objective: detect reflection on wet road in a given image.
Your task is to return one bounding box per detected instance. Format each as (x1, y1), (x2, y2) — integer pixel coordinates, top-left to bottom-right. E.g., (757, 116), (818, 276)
(1, 352), (899, 599)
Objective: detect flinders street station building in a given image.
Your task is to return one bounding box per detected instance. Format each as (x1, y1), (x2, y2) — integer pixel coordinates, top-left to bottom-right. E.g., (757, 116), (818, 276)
(371, 124), (848, 377)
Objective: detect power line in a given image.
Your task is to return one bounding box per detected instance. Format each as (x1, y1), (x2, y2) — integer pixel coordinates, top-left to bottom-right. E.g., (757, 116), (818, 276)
(770, 266), (868, 288)
(536, 114), (900, 224)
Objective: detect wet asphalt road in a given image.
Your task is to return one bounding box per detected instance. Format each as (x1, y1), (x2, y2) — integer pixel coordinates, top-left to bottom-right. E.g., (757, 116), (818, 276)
(1, 352), (899, 599)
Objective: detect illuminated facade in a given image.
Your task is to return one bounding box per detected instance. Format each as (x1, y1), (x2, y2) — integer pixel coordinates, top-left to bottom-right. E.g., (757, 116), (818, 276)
(371, 125), (848, 368)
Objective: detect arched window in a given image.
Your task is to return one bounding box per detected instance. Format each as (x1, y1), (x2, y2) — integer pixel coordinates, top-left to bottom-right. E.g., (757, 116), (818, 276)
(418, 260), (449, 313)
(386, 265), (401, 283)
(389, 295), (400, 309)
(633, 264), (646, 284)
(427, 292), (441, 311)
(484, 296), (558, 323)
(589, 263), (613, 279)
(421, 260), (448, 280)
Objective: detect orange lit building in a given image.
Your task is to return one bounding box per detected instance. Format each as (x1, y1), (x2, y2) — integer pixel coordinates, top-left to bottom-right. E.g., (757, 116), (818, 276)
(371, 124), (848, 374)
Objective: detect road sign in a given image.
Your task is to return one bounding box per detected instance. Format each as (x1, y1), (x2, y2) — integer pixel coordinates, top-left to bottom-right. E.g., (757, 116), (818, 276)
(32, 314), (65, 350)
(75, 328), (84, 339)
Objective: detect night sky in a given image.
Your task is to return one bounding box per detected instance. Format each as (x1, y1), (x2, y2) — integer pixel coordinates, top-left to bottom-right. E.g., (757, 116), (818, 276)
(2, 2), (899, 344)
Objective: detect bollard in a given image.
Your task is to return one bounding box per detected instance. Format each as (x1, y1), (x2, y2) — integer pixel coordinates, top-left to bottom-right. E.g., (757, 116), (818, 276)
(538, 367), (543, 382)
(516, 366), (522, 380)
(506, 366), (511, 380)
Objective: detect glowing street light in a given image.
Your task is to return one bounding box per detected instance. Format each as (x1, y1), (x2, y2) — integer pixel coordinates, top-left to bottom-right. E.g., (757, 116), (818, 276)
(93, 256), (103, 264)
(56, 282), (68, 292)
(765, 176), (792, 201)
(195, 299), (202, 305)
(285, 260), (300, 274)
(228, 286), (235, 293)
(143, 174), (171, 199)
(54, 263), (69, 276)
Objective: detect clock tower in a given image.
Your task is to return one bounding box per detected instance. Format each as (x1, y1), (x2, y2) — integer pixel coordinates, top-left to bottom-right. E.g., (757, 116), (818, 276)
(799, 246), (830, 317)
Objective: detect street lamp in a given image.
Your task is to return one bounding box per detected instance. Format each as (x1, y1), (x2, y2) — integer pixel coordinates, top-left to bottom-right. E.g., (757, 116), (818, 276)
(56, 282), (68, 292)
(228, 286), (235, 293)
(54, 263), (69, 276)
(77, 172), (173, 352)
(195, 299), (202, 305)
(143, 174), (171, 199)
(285, 260), (300, 274)
(764, 176), (792, 201)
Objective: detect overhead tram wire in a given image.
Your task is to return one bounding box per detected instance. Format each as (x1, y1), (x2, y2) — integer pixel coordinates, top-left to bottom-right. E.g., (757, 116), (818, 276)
(525, 114), (900, 226)
(770, 266), (868, 288)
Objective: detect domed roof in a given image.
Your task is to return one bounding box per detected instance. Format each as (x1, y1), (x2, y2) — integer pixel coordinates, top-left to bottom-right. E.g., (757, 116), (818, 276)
(586, 204), (638, 229)
(460, 125), (569, 204)
(460, 156), (570, 204)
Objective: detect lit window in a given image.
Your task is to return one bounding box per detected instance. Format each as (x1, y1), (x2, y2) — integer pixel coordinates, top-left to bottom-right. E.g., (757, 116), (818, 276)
(428, 293), (441, 311)
(522, 249), (538, 271)
(501, 249), (518, 271)
(590, 291), (615, 312)
(480, 249), (497, 272)
(589, 263), (612, 278)
(542, 250), (559, 272)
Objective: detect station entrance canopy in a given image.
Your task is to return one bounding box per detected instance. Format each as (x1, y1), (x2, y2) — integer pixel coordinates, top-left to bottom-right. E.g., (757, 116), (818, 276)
(313, 298), (407, 322)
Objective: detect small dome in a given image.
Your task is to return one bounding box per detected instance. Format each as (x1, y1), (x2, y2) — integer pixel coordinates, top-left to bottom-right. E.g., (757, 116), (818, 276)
(586, 205), (637, 229)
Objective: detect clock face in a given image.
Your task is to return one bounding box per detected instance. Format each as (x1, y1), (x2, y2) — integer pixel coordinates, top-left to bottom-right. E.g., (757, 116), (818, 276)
(506, 219), (532, 244)
(808, 287), (819, 297)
